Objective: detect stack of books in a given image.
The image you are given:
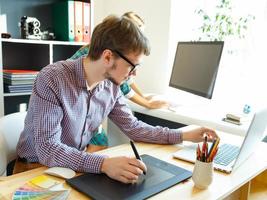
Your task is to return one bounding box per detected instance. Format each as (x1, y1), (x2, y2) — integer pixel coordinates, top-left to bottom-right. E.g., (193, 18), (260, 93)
(3, 69), (39, 93)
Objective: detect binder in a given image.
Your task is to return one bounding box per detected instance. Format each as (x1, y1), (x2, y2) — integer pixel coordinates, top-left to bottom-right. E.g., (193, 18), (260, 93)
(74, 1), (83, 42)
(82, 2), (91, 43)
(68, 1), (75, 41)
(52, 1), (75, 41)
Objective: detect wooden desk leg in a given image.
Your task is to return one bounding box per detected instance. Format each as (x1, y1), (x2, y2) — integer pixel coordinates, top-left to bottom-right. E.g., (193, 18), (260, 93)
(254, 170), (267, 184)
(240, 181), (251, 200)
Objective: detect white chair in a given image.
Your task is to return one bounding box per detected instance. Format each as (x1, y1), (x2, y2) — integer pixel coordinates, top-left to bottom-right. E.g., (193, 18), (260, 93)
(0, 112), (26, 176)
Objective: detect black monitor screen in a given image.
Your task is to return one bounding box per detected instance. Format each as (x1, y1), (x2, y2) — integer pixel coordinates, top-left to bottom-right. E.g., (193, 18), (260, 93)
(169, 41), (224, 99)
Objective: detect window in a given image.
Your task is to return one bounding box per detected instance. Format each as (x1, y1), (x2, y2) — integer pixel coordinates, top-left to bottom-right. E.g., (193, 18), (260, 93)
(169, 0), (267, 110)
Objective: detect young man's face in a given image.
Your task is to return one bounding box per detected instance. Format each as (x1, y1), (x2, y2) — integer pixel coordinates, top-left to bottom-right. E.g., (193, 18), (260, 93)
(105, 51), (143, 85)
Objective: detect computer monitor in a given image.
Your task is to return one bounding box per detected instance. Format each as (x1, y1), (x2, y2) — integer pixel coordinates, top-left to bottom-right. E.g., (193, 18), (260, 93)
(169, 41), (224, 99)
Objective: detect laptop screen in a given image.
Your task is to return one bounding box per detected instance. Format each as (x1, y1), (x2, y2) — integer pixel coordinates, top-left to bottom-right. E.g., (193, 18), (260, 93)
(232, 108), (267, 171)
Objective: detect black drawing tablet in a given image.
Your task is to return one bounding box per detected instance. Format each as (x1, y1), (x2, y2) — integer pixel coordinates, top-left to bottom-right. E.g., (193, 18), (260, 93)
(66, 154), (192, 200)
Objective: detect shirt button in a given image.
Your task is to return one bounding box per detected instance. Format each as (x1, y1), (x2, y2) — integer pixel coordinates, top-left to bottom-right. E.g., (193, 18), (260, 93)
(83, 131), (87, 136)
(86, 114), (90, 118)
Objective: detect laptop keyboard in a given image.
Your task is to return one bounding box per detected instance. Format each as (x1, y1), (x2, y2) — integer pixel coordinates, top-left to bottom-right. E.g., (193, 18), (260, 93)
(214, 144), (240, 166)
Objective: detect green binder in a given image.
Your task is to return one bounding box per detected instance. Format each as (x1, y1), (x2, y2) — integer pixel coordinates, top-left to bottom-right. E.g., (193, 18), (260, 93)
(52, 1), (75, 41)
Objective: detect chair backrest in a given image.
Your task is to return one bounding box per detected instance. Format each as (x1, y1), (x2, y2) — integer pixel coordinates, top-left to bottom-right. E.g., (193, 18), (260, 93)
(0, 132), (7, 176)
(0, 112), (26, 176)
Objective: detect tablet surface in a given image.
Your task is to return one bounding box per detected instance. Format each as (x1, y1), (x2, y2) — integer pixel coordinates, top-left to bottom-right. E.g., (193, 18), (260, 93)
(67, 154), (192, 200)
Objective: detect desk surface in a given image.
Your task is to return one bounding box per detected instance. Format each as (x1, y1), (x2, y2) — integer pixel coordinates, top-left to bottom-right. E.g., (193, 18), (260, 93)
(128, 100), (252, 136)
(1, 131), (267, 200)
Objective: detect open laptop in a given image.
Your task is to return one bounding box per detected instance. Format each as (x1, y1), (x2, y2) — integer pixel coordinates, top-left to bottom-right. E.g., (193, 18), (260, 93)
(173, 108), (267, 173)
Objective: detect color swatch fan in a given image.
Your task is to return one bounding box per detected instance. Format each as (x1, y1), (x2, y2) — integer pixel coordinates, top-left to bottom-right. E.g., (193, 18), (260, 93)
(12, 175), (70, 200)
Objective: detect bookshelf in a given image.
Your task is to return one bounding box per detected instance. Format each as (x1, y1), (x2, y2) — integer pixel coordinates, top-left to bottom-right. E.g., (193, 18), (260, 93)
(0, 0), (93, 117)
(0, 38), (86, 116)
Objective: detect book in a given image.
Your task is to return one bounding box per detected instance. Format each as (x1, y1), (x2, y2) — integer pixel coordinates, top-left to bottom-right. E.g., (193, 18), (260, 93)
(4, 84), (33, 93)
(3, 69), (38, 86)
(3, 75), (36, 80)
(3, 69), (39, 77)
(4, 78), (35, 85)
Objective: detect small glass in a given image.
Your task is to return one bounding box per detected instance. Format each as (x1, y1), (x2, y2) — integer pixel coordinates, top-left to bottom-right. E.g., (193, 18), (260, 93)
(192, 159), (213, 189)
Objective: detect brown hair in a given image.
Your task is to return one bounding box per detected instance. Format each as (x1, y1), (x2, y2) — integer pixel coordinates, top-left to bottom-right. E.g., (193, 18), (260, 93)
(123, 11), (145, 28)
(88, 15), (150, 60)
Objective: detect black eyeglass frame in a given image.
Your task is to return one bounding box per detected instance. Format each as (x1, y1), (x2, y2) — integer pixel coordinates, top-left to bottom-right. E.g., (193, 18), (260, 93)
(112, 49), (139, 73)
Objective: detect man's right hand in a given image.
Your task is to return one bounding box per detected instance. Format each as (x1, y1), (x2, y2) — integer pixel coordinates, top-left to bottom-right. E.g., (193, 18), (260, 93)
(101, 156), (147, 184)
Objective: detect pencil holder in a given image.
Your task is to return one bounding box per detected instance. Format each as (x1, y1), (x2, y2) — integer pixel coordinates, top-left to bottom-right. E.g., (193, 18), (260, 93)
(192, 160), (213, 189)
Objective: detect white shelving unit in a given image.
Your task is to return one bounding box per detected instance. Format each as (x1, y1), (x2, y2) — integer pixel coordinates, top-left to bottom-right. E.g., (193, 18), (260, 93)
(0, 0), (93, 117)
(0, 38), (86, 116)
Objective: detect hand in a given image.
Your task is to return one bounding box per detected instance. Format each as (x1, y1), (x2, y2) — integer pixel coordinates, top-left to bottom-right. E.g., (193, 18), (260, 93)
(182, 127), (218, 143)
(147, 99), (169, 109)
(144, 94), (155, 101)
(144, 94), (169, 109)
(101, 156), (147, 184)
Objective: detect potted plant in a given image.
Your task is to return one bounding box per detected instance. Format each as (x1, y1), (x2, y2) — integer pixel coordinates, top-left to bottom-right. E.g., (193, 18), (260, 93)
(195, 0), (255, 53)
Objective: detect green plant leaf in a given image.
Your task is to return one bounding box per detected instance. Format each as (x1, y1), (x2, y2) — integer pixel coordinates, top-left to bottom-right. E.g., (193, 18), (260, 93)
(195, 0), (255, 42)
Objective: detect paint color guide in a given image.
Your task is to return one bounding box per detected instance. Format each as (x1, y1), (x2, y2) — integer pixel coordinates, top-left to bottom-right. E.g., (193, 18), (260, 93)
(30, 175), (60, 188)
(12, 175), (70, 200)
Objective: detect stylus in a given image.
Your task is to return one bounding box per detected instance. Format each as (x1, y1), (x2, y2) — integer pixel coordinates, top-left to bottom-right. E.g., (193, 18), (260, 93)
(130, 140), (146, 175)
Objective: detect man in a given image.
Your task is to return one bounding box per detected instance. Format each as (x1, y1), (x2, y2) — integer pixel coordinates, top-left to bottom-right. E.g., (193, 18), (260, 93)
(16, 15), (217, 184)
(70, 11), (168, 152)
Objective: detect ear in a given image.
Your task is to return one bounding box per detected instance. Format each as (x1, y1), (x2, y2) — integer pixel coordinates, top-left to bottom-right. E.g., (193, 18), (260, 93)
(102, 49), (114, 68)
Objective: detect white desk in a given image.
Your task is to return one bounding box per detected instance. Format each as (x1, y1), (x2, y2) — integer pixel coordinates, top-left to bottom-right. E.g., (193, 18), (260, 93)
(127, 100), (251, 136)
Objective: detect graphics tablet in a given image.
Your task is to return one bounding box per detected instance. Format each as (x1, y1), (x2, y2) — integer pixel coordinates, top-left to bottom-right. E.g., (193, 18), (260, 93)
(67, 154), (192, 200)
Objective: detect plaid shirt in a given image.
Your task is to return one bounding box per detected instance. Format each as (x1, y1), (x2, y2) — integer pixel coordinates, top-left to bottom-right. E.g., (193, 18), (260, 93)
(17, 58), (182, 173)
(70, 46), (89, 60)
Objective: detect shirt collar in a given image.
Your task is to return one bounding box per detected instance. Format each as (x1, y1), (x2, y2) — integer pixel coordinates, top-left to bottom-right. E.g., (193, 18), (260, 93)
(75, 57), (104, 92)
(85, 81), (90, 91)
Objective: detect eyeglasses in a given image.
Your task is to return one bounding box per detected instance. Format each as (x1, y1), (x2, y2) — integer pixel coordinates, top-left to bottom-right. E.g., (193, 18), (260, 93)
(112, 49), (139, 73)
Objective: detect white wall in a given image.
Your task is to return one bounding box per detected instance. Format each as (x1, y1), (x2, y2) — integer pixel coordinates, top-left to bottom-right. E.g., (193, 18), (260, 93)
(92, 0), (174, 145)
(93, 0), (172, 94)
(92, 0), (221, 106)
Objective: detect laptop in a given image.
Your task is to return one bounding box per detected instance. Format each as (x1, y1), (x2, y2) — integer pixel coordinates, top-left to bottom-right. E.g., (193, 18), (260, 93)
(173, 108), (267, 173)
